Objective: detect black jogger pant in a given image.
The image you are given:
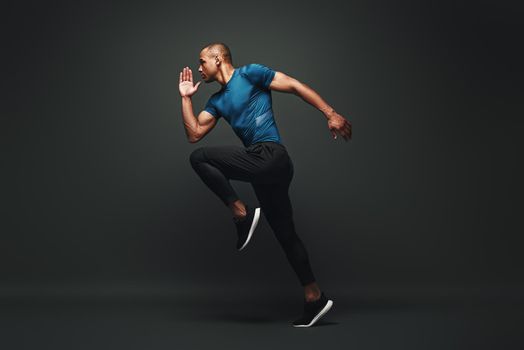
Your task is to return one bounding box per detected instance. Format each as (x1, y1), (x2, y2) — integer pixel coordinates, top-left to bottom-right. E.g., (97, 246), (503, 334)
(189, 141), (316, 286)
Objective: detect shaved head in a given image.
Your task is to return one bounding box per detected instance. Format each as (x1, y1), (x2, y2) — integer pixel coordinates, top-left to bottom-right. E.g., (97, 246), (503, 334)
(201, 42), (233, 65)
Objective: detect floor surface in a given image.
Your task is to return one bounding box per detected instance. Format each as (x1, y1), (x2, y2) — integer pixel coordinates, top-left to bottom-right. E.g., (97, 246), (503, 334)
(1, 289), (522, 350)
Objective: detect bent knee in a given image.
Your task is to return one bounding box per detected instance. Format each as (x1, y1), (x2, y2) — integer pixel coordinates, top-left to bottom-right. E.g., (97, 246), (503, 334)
(189, 147), (206, 167)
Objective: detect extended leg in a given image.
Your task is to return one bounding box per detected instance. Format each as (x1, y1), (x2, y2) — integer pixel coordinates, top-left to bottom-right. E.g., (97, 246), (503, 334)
(252, 181), (318, 292)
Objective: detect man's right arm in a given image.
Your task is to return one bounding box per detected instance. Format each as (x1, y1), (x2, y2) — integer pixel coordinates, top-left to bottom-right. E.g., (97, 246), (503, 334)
(179, 66), (218, 143)
(181, 96), (218, 143)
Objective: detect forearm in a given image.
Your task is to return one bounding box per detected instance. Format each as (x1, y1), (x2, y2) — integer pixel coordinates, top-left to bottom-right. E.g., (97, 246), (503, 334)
(181, 96), (199, 140)
(294, 82), (336, 119)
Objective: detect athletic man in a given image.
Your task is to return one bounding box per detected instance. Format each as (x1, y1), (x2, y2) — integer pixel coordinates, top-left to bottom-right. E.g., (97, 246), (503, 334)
(179, 42), (352, 327)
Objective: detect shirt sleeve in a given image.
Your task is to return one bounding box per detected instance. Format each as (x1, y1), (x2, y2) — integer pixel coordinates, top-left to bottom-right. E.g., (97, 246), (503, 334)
(244, 63), (276, 90)
(204, 97), (220, 119)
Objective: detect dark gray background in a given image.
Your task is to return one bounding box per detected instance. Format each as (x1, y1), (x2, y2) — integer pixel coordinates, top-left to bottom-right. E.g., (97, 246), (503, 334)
(2, 1), (524, 348)
(2, 0), (523, 302)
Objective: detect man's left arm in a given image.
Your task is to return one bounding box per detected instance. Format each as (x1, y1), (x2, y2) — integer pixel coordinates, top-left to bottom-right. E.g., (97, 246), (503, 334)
(269, 71), (352, 141)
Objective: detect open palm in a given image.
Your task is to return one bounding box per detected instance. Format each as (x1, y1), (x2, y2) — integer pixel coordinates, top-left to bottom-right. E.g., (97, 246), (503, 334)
(179, 66), (201, 97)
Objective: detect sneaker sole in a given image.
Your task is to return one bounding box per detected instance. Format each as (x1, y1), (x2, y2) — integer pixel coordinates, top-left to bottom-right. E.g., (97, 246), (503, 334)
(238, 207), (260, 251)
(292, 300), (334, 328)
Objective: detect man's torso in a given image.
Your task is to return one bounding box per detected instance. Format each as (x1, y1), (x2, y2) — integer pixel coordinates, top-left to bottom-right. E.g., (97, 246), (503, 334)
(204, 63), (282, 147)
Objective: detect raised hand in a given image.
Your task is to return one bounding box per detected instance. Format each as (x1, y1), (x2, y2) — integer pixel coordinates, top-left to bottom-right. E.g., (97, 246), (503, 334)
(179, 66), (201, 97)
(327, 111), (352, 141)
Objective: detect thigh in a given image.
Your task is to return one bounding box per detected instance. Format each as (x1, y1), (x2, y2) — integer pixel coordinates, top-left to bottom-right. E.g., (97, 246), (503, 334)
(248, 143), (294, 185)
(197, 145), (266, 182)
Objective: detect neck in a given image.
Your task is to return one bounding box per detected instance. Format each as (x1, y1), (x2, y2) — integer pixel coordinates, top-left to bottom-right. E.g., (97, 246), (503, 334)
(217, 65), (235, 86)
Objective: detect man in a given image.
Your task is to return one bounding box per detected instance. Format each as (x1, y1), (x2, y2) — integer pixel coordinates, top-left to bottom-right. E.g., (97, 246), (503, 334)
(179, 42), (352, 327)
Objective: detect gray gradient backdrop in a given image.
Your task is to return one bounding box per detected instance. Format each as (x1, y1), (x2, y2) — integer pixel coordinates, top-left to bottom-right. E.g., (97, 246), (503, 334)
(2, 0), (523, 300)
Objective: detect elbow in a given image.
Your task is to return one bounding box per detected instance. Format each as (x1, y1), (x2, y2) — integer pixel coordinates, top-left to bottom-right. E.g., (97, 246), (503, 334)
(291, 79), (303, 95)
(188, 135), (200, 143)
(187, 128), (201, 143)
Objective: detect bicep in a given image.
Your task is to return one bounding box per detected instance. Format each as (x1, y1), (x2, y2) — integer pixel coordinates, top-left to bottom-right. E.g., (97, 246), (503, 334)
(196, 110), (218, 140)
(268, 71), (300, 93)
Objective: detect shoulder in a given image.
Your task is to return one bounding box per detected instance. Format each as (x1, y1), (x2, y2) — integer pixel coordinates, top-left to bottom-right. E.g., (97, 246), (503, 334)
(239, 63), (276, 89)
(237, 64), (250, 77)
(239, 63), (271, 74)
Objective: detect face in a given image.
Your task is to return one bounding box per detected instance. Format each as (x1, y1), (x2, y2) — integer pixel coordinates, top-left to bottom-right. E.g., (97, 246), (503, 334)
(198, 49), (219, 83)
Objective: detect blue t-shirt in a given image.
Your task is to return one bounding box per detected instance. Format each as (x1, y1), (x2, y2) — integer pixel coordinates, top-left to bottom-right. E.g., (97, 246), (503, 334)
(204, 63), (282, 147)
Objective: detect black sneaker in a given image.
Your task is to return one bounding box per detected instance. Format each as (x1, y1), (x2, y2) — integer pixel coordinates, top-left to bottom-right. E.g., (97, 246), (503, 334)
(234, 205), (261, 251)
(292, 292), (334, 327)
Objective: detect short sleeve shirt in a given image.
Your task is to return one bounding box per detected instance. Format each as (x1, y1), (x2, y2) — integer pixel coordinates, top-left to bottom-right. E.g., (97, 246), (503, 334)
(204, 63), (282, 147)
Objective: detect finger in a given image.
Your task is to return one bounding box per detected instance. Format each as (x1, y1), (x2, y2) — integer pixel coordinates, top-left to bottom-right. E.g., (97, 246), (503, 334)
(344, 122), (352, 136)
(182, 67), (186, 81)
(189, 68), (193, 82)
(343, 127), (351, 140)
(339, 129), (347, 141)
(184, 67), (188, 81)
(179, 71), (182, 84)
(331, 129), (337, 139)
(346, 129), (351, 139)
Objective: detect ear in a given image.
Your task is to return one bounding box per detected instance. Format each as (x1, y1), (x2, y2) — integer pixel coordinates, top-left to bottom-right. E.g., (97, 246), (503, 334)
(215, 55), (221, 66)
